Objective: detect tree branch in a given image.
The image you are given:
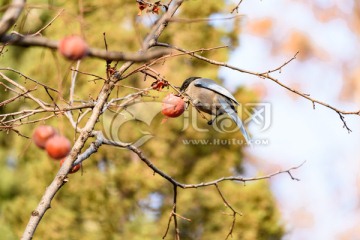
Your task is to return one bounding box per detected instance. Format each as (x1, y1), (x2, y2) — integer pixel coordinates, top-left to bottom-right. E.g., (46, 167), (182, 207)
(168, 15), (243, 23)
(20, 79), (117, 240)
(214, 184), (242, 240)
(31, 9), (64, 36)
(0, 0), (25, 35)
(99, 131), (305, 188)
(155, 42), (360, 131)
(21, 1), (185, 239)
(93, 131), (304, 238)
(230, 0), (244, 14)
(0, 67), (59, 92)
(0, 34), (171, 62)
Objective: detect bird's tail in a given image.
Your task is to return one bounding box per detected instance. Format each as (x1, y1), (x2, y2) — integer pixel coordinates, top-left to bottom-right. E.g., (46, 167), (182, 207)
(218, 98), (251, 146)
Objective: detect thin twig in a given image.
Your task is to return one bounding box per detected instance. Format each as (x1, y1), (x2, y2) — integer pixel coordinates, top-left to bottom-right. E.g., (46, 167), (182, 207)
(0, 67), (59, 92)
(231, 0), (244, 14)
(6, 114), (56, 127)
(0, 103), (95, 125)
(168, 14), (244, 23)
(215, 184), (242, 216)
(156, 42), (360, 131)
(215, 184), (242, 239)
(0, 34), (171, 62)
(71, 68), (107, 82)
(70, 60), (81, 106)
(163, 205), (174, 239)
(0, 86), (36, 107)
(0, 0), (25, 35)
(173, 185), (180, 240)
(31, 9), (64, 36)
(121, 45), (228, 80)
(101, 134), (305, 189)
(260, 51), (299, 75)
(0, 72), (49, 109)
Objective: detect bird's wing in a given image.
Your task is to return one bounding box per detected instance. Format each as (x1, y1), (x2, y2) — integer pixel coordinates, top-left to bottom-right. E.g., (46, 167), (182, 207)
(218, 97), (251, 145)
(193, 78), (239, 105)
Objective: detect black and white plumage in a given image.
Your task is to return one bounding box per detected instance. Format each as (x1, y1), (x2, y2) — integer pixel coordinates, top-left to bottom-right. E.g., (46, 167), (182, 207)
(180, 77), (251, 144)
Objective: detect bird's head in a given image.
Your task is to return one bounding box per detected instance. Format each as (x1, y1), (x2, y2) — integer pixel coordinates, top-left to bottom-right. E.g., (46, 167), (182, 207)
(179, 77), (201, 92)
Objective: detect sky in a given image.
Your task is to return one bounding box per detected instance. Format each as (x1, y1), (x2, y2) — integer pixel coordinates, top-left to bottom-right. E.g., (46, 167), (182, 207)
(220, 0), (360, 239)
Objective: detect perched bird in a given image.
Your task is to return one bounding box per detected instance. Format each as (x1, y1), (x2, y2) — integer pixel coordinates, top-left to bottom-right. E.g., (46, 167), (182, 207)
(180, 77), (251, 144)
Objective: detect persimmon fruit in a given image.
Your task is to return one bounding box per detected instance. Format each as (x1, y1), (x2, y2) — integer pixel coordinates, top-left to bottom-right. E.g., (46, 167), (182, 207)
(45, 135), (71, 160)
(58, 35), (89, 60)
(32, 125), (57, 149)
(161, 94), (185, 118)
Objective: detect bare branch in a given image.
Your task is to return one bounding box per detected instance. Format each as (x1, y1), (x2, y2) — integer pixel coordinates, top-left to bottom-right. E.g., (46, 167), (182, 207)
(163, 205), (174, 239)
(261, 51), (299, 75)
(3, 126), (30, 138)
(102, 87), (152, 113)
(179, 161), (305, 188)
(99, 132), (305, 189)
(0, 103), (94, 124)
(231, 0), (244, 14)
(90, 131), (304, 239)
(0, 72), (49, 109)
(31, 9), (64, 36)
(1, 90), (37, 107)
(168, 14), (244, 23)
(0, 0), (25, 35)
(121, 45), (228, 80)
(338, 112), (352, 133)
(162, 186), (181, 240)
(69, 61), (81, 106)
(0, 114), (56, 129)
(21, 1), (185, 239)
(78, 131), (301, 240)
(143, 0), (184, 49)
(156, 42), (360, 131)
(0, 34), (171, 62)
(215, 184), (242, 217)
(20, 81), (116, 240)
(72, 135), (103, 165)
(71, 68), (107, 82)
(173, 185), (180, 240)
(214, 184), (242, 240)
(0, 67), (59, 92)
(88, 47), (171, 62)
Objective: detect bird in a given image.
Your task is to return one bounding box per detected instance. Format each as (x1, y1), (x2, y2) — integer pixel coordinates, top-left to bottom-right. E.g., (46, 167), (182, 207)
(180, 77), (251, 144)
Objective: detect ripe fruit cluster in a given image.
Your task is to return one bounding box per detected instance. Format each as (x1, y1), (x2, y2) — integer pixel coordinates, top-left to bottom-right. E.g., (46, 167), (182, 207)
(32, 125), (80, 174)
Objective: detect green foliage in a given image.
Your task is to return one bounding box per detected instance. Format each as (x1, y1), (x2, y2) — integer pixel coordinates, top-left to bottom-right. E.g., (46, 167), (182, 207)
(0, 1), (283, 239)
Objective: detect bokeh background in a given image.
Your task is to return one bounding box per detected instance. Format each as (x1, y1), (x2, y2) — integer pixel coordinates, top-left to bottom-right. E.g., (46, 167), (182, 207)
(0, 0), (359, 239)
(221, 0), (360, 239)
